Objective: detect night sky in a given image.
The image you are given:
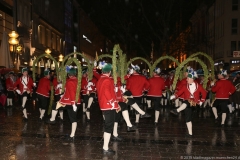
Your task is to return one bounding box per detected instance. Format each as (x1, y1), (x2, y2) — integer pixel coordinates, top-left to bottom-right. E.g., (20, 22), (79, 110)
(79, 0), (212, 59)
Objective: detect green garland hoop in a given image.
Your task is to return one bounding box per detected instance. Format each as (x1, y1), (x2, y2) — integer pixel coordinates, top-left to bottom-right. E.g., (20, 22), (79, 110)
(62, 52), (93, 80)
(172, 57), (208, 90)
(126, 57), (152, 75)
(151, 55), (180, 77)
(32, 54), (59, 82)
(189, 52), (214, 80)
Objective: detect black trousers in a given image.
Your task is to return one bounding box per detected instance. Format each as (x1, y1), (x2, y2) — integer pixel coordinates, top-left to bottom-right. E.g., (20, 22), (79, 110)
(150, 97), (161, 111)
(66, 105), (78, 123)
(182, 100), (193, 123)
(37, 94), (49, 110)
(213, 99), (229, 113)
(7, 91), (15, 99)
(103, 110), (116, 133)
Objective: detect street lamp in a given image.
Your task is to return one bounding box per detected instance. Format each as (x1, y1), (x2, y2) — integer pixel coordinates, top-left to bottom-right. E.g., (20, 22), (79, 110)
(45, 48), (51, 54)
(59, 54), (64, 62)
(8, 31), (19, 69)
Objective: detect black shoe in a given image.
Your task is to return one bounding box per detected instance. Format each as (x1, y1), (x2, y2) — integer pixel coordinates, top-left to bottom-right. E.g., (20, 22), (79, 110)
(221, 124), (225, 128)
(45, 119), (56, 124)
(134, 122), (139, 127)
(39, 118), (43, 122)
(154, 122), (158, 127)
(23, 117), (28, 122)
(86, 118), (90, 122)
(140, 113), (151, 118)
(185, 133), (193, 138)
(111, 136), (123, 141)
(103, 149), (115, 155)
(64, 136), (75, 142)
(21, 107), (25, 111)
(215, 117), (219, 124)
(127, 125), (137, 132)
(170, 109), (179, 115)
(59, 118), (64, 123)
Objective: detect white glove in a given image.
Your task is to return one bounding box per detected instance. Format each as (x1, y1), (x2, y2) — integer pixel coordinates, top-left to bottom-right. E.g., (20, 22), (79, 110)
(110, 100), (115, 109)
(60, 94), (63, 98)
(210, 82), (215, 86)
(16, 89), (21, 94)
(114, 87), (118, 92)
(129, 68), (133, 75)
(170, 95), (176, 100)
(199, 101), (203, 106)
(33, 83), (36, 87)
(94, 61), (97, 67)
(86, 82), (93, 88)
(120, 85), (126, 93)
(57, 83), (62, 89)
(72, 104), (77, 112)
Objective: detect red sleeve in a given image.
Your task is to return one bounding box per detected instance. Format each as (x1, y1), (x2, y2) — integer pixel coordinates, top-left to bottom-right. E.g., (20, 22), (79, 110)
(199, 85), (207, 102)
(143, 78), (150, 91)
(93, 68), (100, 80)
(68, 81), (76, 104)
(13, 78), (20, 90)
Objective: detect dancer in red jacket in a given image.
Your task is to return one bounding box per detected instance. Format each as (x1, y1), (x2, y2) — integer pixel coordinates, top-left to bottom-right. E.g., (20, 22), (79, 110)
(96, 63), (119, 155)
(148, 68), (165, 126)
(6, 71), (15, 107)
(14, 68), (34, 121)
(46, 67), (80, 141)
(170, 70), (207, 137)
(211, 70), (236, 127)
(126, 64), (151, 125)
(36, 69), (51, 121)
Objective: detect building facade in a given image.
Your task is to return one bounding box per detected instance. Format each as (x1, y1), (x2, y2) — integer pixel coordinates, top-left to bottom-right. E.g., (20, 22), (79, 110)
(208, 0), (240, 71)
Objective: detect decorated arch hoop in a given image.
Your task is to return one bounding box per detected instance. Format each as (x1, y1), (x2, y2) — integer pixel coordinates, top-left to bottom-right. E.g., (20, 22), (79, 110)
(151, 55), (180, 77)
(189, 52), (214, 80)
(126, 57), (152, 77)
(172, 57), (209, 90)
(32, 54), (59, 82)
(62, 52), (94, 80)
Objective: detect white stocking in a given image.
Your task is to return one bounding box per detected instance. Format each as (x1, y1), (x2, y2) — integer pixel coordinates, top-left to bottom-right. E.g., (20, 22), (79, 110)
(40, 109), (45, 119)
(186, 122), (192, 135)
(177, 103), (187, 112)
(103, 132), (111, 150)
(59, 110), (63, 119)
(155, 111), (160, 123)
(22, 96), (27, 108)
(70, 122), (77, 137)
(122, 110), (132, 127)
(212, 107), (218, 119)
(113, 122), (118, 137)
(50, 110), (58, 121)
(23, 109), (28, 118)
(135, 114), (140, 123)
(131, 103), (145, 115)
(221, 113), (226, 125)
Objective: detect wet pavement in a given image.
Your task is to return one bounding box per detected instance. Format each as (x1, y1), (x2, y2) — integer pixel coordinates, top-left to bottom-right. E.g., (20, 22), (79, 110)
(1, 99), (240, 160)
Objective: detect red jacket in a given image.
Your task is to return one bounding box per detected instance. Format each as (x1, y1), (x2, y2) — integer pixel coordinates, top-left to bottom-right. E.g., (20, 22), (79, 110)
(53, 78), (61, 95)
(176, 78), (187, 99)
(59, 77), (81, 105)
(174, 82), (207, 104)
(211, 79), (236, 99)
(126, 73), (150, 97)
(96, 74), (118, 110)
(14, 76), (34, 94)
(165, 75), (175, 89)
(147, 75), (165, 97)
(93, 68), (101, 80)
(81, 76), (97, 95)
(6, 77), (15, 91)
(36, 77), (51, 97)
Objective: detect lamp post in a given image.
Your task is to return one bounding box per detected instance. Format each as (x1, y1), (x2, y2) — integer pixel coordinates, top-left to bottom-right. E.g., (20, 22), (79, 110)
(8, 31), (19, 69)
(45, 48), (51, 55)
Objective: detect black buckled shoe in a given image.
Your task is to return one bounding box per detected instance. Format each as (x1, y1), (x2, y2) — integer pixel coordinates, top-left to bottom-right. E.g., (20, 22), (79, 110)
(111, 135), (123, 141)
(170, 109), (179, 115)
(140, 113), (151, 118)
(45, 119), (56, 124)
(22, 117), (28, 122)
(127, 125), (137, 132)
(215, 117), (219, 124)
(185, 133), (193, 138)
(103, 149), (115, 155)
